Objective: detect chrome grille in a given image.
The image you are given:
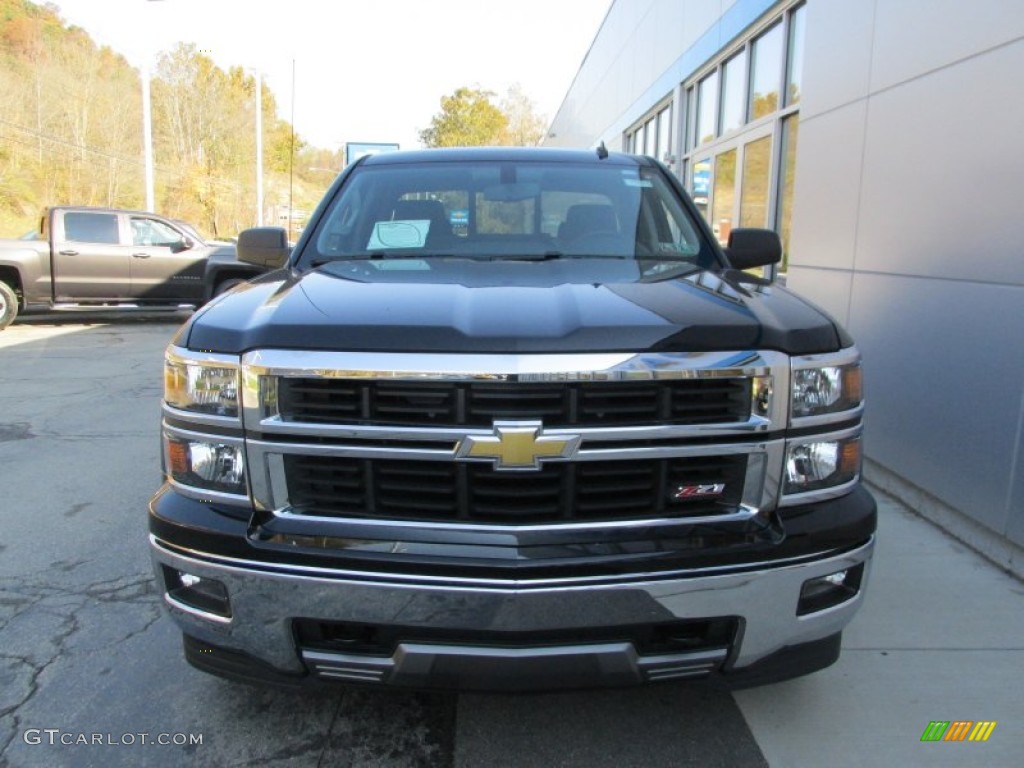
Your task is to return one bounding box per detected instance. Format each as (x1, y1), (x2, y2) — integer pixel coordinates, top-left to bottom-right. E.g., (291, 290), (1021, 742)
(283, 454), (748, 524)
(277, 378), (752, 427)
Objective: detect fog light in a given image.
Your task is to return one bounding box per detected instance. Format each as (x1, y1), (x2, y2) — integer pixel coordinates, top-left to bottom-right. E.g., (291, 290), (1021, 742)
(798, 563), (864, 616)
(163, 566), (231, 619)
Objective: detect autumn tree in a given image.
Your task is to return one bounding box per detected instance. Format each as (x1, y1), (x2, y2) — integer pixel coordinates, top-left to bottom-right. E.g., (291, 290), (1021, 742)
(500, 84), (546, 147)
(419, 85), (547, 148)
(419, 87), (509, 148)
(0, 0), (143, 228)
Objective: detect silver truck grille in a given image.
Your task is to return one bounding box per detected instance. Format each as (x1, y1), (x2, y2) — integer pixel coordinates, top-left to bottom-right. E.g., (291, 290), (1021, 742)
(239, 350), (791, 523)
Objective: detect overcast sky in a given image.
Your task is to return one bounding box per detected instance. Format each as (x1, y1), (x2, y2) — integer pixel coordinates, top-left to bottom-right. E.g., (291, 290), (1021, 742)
(50, 0), (611, 152)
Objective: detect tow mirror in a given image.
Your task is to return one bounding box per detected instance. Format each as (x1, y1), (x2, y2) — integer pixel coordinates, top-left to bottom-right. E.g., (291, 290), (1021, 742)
(237, 227), (290, 269)
(724, 228), (782, 271)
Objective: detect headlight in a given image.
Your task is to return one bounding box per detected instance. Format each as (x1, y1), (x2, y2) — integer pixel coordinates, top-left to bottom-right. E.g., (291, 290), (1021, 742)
(784, 435), (861, 496)
(166, 436), (247, 496)
(165, 349), (240, 417)
(791, 352), (862, 421)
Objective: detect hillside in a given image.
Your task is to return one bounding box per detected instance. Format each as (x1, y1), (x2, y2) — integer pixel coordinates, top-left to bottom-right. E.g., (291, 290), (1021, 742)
(0, 0), (339, 238)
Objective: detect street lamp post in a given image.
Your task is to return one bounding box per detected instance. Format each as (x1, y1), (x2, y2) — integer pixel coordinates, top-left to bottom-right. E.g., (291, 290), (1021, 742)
(141, 0), (165, 213)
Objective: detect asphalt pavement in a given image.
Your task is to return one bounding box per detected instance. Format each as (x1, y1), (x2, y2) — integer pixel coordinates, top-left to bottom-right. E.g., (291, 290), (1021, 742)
(0, 313), (1021, 767)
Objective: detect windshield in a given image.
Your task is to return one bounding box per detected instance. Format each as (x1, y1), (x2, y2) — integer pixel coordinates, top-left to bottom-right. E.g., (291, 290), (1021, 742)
(300, 160), (717, 269)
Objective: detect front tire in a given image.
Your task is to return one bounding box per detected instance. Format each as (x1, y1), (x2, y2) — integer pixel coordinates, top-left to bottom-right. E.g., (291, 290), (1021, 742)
(0, 281), (18, 330)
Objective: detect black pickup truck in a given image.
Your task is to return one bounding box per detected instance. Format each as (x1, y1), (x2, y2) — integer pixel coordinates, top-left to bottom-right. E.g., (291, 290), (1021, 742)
(149, 147), (876, 690)
(0, 206), (268, 329)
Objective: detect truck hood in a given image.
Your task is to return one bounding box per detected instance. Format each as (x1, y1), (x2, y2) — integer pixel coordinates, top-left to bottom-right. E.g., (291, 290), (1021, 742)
(182, 258), (844, 355)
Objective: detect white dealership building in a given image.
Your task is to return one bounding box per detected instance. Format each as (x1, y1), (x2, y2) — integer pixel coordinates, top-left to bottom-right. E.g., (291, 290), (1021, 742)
(545, 0), (1024, 573)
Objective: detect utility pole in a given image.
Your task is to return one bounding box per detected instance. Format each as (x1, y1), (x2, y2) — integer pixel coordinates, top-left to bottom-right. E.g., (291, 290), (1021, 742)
(256, 70), (264, 226)
(142, 69), (155, 212)
(287, 58), (295, 242)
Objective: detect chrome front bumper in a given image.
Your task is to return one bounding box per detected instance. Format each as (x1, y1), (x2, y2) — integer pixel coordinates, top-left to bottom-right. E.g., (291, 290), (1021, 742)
(151, 535), (874, 689)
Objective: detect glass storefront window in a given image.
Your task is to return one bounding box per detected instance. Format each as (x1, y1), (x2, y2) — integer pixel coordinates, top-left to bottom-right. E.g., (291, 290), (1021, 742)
(685, 87), (697, 150)
(777, 114), (799, 269)
(680, 2), (803, 263)
(657, 106), (673, 161)
(749, 22), (783, 120)
(711, 149), (736, 245)
(721, 50), (748, 135)
(740, 135), (772, 228)
(692, 157), (710, 220)
(697, 72), (719, 145)
(644, 117), (656, 155)
(787, 4), (806, 106)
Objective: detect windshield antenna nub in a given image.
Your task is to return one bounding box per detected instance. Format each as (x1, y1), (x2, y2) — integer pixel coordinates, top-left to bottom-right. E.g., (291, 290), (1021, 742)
(596, 141), (609, 160)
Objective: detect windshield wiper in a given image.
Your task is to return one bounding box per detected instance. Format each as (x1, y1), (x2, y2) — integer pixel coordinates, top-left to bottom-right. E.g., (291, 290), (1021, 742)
(311, 252), (412, 266)
(497, 251), (567, 261)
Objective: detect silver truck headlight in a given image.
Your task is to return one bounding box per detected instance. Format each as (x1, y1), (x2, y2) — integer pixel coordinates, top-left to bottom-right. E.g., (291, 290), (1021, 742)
(784, 435), (861, 495)
(166, 436), (246, 495)
(791, 350), (862, 421)
(165, 348), (240, 417)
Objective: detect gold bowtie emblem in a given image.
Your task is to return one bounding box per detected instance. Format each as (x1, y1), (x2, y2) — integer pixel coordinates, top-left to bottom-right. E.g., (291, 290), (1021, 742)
(456, 421), (581, 470)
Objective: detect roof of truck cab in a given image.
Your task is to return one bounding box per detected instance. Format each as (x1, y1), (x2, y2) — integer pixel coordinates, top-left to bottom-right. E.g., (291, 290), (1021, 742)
(360, 146), (643, 167)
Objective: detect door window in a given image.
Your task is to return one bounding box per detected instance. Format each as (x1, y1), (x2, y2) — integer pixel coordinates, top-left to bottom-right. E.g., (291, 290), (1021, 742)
(130, 217), (184, 247)
(64, 212), (119, 244)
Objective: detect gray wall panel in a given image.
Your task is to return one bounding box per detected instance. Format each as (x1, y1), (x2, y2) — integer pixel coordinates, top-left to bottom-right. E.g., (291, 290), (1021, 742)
(545, 0), (772, 149)
(1007, 424), (1024, 546)
(845, 273), (1023, 536)
(547, 0), (1024, 558)
(870, 0), (1024, 93)
(785, 266), (853, 328)
(787, 101), (867, 272)
(855, 40), (1024, 285)
(800, 0), (876, 119)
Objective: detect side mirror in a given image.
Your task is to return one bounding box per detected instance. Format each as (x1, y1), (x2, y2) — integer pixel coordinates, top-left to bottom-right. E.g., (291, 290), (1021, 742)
(724, 228), (782, 271)
(237, 227), (290, 269)
(171, 236), (194, 253)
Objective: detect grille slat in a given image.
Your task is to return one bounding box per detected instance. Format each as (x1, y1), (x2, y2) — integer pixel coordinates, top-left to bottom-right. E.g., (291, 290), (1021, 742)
(278, 378), (752, 427)
(285, 455), (747, 524)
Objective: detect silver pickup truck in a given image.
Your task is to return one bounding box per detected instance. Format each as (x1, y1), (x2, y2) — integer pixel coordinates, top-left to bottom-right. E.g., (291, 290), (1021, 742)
(0, 206), (268, 330)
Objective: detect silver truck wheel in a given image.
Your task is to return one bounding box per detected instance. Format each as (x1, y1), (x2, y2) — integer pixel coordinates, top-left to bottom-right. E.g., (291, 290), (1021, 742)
(0, 281), (17, 331)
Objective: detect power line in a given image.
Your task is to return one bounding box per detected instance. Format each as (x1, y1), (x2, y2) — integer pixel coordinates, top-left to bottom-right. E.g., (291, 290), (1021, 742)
(0, 117), (151, 169)
(1, 122), (247, 193)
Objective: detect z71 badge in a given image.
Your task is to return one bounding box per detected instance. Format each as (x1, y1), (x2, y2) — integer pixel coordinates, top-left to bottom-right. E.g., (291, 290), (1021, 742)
(672, 483), (726, 500)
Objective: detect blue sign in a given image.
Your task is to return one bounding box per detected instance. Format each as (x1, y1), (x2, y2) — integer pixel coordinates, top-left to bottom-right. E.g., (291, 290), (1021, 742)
(346, 142), (400, 166)
(449, 209), (469, 226)
(693, 166), (711, 196)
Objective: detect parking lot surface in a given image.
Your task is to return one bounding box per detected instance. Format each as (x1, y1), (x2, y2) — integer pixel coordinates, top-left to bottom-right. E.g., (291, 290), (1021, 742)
(1, 314), (1022, 767)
